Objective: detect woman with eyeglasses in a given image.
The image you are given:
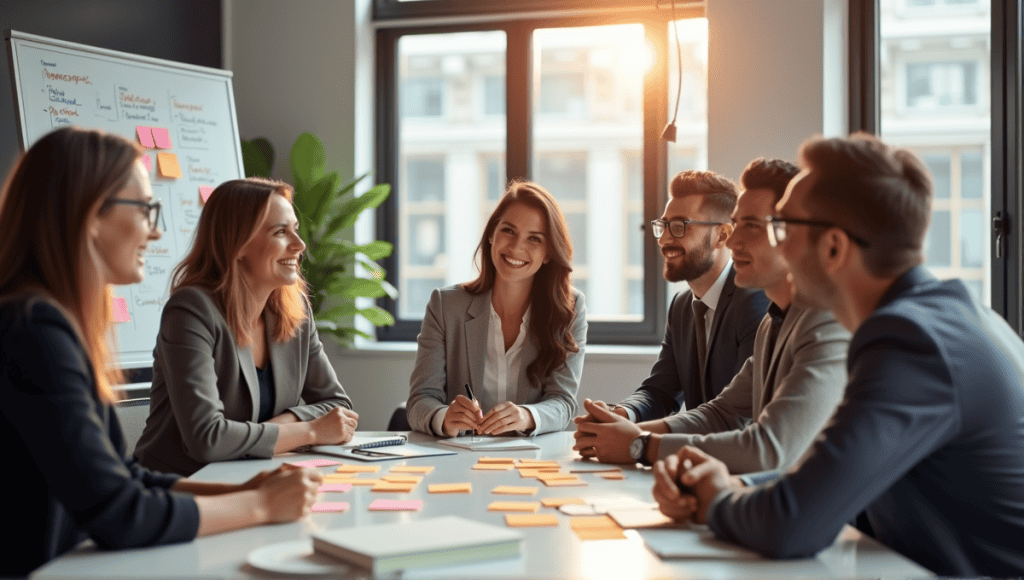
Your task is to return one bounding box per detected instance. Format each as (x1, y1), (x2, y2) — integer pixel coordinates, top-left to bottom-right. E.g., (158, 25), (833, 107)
(407, 181), (587, 437)
(134, 178), (358, 476)
(0, 128), (322, 578)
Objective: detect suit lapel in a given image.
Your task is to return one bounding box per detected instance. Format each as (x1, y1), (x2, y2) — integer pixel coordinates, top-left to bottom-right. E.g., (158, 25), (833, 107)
(761, 304), (800, 408)
(465, 290), (490, 396)
(266, 308), (295, 415)
(237, 339), (260, 422)
(702, 266), (737, 397)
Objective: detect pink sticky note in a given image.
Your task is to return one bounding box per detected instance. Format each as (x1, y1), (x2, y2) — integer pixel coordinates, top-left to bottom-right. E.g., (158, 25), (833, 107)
(288, 458), (341, 469)
(369, 499), (423, 511)
(141, 154), (152, 172)
(112, 297), (131, 323)
(151, 127), (172, 149)
(198, 186), (214, 204)
(318, 483), (353, 493)
(310, 501), (349, 513)
(136, 127), (155, 148)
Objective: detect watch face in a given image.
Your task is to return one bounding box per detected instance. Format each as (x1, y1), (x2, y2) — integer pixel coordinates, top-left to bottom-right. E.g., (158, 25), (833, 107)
(629, 436), (643, 461)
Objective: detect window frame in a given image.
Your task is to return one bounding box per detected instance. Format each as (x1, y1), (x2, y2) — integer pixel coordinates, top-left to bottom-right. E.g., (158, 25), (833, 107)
(373, 5), (703, 344)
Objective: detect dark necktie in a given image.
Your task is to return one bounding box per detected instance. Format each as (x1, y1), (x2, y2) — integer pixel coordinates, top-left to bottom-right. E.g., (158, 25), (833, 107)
(692, 300), (709, 399)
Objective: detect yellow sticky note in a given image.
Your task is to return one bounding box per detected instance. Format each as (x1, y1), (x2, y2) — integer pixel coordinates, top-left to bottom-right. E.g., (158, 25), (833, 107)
(488, 501), (540, 512)
(516, 460), (560, 467)
(541, 497), (585, 508)
(536, 472), (577, 481)
(347, 479), (384, 486)
(478, 457), (516, 464)
(570, 516), (619, 530)
(156, 152), (182, 178)
(428, 483), (472, 494)
(372, 482), (416, 492)
(322, 474), (358, 483)
(382, 475), (423, 484)
(473, 463), (514, 471)
(575, 528), (628, 540)
(492, 485), (539, 495)
(506, 514), (559, 527)
(337, 464), (381, 473)
(543, 478), (587, 487)
(600, 472), (626, 480)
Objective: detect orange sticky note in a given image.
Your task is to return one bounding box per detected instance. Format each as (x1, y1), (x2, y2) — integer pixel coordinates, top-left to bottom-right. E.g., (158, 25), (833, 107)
(371, 482), (416, 492)
(347, 479), (383, 486)
(382, 475), (422, 484)
(156, 152), (182, 178)
(543, 478), (587, 487)
(112, 297), (130, 323)
(136, 126), (155, 148)
(541, 497), (585, 508)
(516, 460), (560, 467)
(322, 474), (358, 483)
(337, 465), (381, 473)
(478, 457), (516, 464)
(141, 154), (152, 172)
(151, 127), (172, 149)
(198, 186), (214, 204)
(488, 501), (540, 512)
(570, 516), (619, 530)
(600, 472), (626, 480)
(492, 485), (538, 495)
(575, 528), (627, 540)
(536, 472), (576, 481)
(506, 514), (559, 527)
(473, 463), (514, 471)
(390, 466), (434, 474)
(369, 499), (422, 511)
(428, 483), (472, 494)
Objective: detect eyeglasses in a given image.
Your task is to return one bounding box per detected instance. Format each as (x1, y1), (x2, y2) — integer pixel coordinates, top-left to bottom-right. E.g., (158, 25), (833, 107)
(105, 198), (164, 232)
(650, 218), (725, 239)
(764, 215), (871, 248)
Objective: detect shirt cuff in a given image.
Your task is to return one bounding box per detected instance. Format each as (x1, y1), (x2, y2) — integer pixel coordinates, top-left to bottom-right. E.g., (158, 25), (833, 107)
(618, 404), (638, 423)
(430, 407), (448, 437)
(520, 405), (540, 436)
(739, 470), (781, 487)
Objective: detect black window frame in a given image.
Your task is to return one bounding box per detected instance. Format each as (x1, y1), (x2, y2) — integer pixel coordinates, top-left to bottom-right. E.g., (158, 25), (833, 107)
(373, 2), (704, 344)
(850, 0), (1022, 334)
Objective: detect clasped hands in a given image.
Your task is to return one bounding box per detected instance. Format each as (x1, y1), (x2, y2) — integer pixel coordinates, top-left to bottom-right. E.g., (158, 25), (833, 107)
(442, 395), (534, 437)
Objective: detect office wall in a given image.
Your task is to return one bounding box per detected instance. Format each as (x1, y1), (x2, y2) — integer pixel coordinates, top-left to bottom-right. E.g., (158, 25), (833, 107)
(227, 0), (849, 430)
(0, 0), (222, 176)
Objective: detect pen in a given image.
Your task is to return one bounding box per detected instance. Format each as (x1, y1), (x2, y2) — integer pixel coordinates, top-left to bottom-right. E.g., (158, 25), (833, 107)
(465, 383), (480, 442)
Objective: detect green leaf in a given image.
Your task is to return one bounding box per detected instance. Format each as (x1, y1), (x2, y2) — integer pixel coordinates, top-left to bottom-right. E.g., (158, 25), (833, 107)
(296, 174), (339, 233)
(241, 138), (274, 178)
(317, 303), (359, 320)
(336, 277), (388, 299)
(380, 279), (399, 299)
(356, 240), (393, 261)
(358, 306), (395, 326)
(290, 133), (326, 192)
(323, 183), (391, 237)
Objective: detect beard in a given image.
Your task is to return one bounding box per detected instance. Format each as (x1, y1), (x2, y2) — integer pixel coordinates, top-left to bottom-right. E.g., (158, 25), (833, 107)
(662, 230), (716, 283)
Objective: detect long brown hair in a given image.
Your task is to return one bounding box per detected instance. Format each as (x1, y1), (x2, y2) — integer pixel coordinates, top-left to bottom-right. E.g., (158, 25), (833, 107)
(463, 181), (579, 386)
(0, 127), (140, 403)
(171, 178), (307, 346)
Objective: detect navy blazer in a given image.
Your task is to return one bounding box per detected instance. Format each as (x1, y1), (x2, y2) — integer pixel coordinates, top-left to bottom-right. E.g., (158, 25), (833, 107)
(619, 265), (769, 421)
(0, 299), (199, 577)
(707, 267), (1024, 577)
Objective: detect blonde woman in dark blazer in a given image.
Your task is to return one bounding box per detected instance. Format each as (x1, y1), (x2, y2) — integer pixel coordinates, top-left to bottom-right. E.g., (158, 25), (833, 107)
(136, 178), (357, 476)
(407, 181), (587, 437)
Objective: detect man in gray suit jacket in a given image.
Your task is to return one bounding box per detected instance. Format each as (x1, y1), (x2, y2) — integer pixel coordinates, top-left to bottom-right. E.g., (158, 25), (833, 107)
(576, 171), (768, 449)
(656, 134), (1024, 577)
(575, 159), (849, 473)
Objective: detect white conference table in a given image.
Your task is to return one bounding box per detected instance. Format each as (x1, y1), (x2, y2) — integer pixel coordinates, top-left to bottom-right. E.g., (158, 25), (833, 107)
(32, 431), (933, 579)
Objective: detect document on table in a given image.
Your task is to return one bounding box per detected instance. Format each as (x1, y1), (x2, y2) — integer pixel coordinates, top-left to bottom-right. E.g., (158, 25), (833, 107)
(637, 527), (762, 560)
(437, 436), (540, 451)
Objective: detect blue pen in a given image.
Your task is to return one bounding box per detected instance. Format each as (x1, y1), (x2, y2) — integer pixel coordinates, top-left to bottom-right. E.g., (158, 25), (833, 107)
(465, 383), (480, 441)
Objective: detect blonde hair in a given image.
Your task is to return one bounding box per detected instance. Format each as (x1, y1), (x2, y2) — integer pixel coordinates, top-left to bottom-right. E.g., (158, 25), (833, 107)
(171, 178), (307, 345)
(0, 127), (140, 403)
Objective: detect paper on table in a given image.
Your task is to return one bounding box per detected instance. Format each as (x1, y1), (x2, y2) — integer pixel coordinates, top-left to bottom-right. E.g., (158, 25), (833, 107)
(607, 509), (678, 529)
(390, 465), (434, 474)
(369, 499), (423, 511)
(151, 127), (172, 148)
(506, 514), (559, 527)
(492, 485), (538, 495)
(637, 527), (762, 560)
(477, 457), (516, 464)
(473, 463), (514, 471)
(542, 477), (587, 487)
(136, 126), (155, 148)
(289, 458), (341, 468)
(570, 516), (618, 530)
(372, 481), (416, 492)
(571, 516), (626, 541)
(156, 152), (182, 178)
(601, 472), (626, 480)
(541, 497), (585, 507)
(439, 436), (540, 451)
(347, 479), (384, 486)
(336, 464), (381, 473)
(575, 528), (627, 540)
(429, 483), (472, 493)
(112, 297), (131, 323)
(382, 475), (422, 484)
(318, 483), (353, 493)
(488, 501), (540, 512)
(311, 502), (349, 513)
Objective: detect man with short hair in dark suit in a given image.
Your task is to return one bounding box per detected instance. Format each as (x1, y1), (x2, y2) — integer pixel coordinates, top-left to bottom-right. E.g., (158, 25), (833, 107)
(653, 133), (1024, 577)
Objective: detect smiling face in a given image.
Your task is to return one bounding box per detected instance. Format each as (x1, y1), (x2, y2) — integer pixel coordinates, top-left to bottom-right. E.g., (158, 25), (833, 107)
(489, 203), (549, 288)
(658, 195), (719, 283)
(236, 192), (306, 293)
(89, 161), (162, 286)
(726, 188), (789, 294)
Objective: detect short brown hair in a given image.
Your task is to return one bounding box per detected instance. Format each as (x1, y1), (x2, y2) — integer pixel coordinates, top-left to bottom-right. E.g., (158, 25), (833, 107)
(740, 157), (800, 204)
(669, 170), (738, 221)
(798, 132), (931, 277)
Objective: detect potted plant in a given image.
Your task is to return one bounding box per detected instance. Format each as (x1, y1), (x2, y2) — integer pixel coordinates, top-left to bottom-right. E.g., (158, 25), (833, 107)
(241, 133), (396, 346)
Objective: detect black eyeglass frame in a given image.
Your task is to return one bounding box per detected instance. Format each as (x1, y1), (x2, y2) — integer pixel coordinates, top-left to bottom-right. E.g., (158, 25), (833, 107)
(104, 198), (164, 232)
(650, 218), (726, 239)
(764, 215), (871, 248)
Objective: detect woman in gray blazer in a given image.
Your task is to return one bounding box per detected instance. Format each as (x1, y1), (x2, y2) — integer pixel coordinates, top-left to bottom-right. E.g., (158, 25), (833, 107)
(407, 181), (587, 437)
(136, 178), (357, 476)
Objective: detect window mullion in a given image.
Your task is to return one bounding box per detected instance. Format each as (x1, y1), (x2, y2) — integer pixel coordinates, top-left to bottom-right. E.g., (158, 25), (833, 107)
(506, 23), (532, 181)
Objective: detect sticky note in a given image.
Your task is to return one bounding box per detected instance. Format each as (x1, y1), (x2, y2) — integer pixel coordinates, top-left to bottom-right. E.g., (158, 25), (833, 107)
(318, 483), (352, 493)
(369, 499), (423, 511)
(543, 478), (587, 487)
(156, 152), (182, 178)
(372, 483), (415, 493)
(575, 528), (627, 540)
(472, 463), (513, 471)
(136, 126), (155, 148)
(289, 458), (341, 468)
(381, 475), (423, 484)
(492, 486), (538, 495)
(337, 465), (381, 473)
(310, 502), (349, 513)
(600, 472), (626, 480)
(322, 474), (358, 483)
(535, 472), (576, 481)
(541, 497), (585, 508)
(488, 501), (540, 512)
(151, 127), (172, 149)
(112, 297), (131, 323)
(141, 154), (152, 172)
(516, 460), (560, 467)
(428, 483), (472, 494)
(570, 516), (618, 530)
(347, 479), (383, 486)
(506, 514), (559, 527)
(607, 509), (675, 529)
(478, 457), (516, 464)
(390, 466), (434, 474)
(199, 186), (214, 204)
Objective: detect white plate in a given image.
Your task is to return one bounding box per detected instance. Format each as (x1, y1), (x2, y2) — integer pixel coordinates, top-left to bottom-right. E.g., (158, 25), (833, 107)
(247, 540), (353, 576)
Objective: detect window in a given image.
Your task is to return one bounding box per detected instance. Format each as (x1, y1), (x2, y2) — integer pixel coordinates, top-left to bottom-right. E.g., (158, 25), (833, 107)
(905, 61), (978, 109)
(375, 3), (711, 343)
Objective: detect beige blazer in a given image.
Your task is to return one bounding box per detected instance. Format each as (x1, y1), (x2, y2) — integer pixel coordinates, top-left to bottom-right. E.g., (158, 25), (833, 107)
(406, 285), (587, 436)
(135, 286), (351, 476)
(658, 302), (849, 473)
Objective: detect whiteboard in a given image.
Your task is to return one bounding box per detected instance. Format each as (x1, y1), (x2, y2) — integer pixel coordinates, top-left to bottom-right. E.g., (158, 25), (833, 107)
(5, 30), (244, 368)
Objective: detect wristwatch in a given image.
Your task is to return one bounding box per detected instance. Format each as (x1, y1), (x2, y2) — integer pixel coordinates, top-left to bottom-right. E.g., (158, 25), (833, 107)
(629, 431), (653, 466)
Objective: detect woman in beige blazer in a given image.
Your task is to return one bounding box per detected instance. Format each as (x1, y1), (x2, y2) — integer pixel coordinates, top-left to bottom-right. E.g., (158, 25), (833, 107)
(407, 181), (587, 437)
(136, 178), (357, 476)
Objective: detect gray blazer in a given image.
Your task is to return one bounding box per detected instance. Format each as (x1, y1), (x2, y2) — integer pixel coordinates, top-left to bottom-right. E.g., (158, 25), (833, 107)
(658, 302), (849, 473)
(407, 285), (587, 436)
(135, 286), (352, 476)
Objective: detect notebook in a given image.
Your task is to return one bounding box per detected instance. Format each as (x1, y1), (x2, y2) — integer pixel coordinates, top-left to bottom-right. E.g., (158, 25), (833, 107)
(637, 527), (762, 560)
(312, 515), (522, 575)
(437, 436), (540, 451)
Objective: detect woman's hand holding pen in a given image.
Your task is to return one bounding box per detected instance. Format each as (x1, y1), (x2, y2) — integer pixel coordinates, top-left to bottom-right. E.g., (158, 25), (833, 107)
(442, 395), (483, 437)
(309, 407), (360, 445)
(478, 402), (534, 435)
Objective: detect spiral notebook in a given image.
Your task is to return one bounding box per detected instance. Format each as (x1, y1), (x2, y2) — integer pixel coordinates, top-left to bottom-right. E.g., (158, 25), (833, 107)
(310, 433), (456, 462)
